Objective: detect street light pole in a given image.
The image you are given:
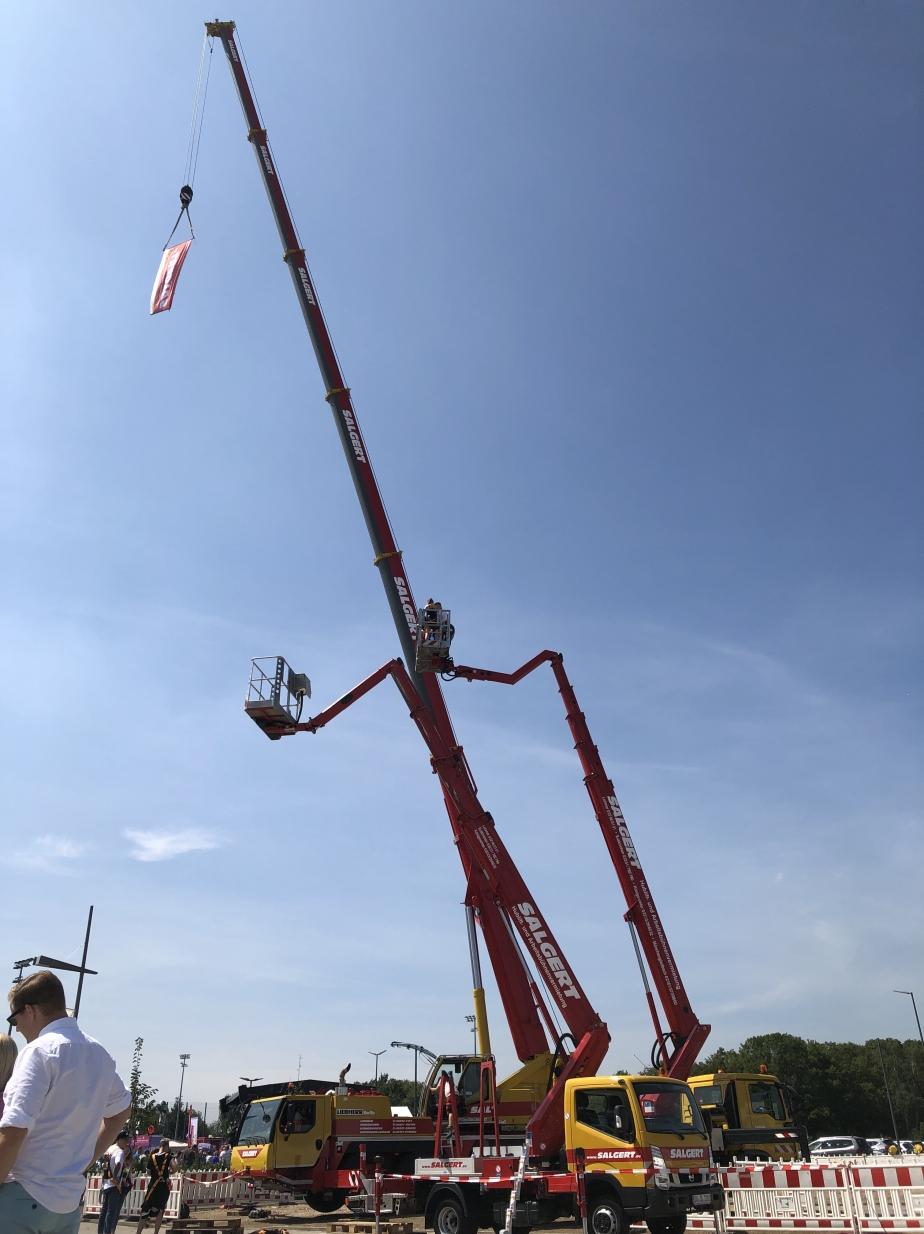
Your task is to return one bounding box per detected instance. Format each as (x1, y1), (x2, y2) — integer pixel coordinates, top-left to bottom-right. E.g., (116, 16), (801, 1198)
(73, 906), (94, 1019)
(175, 1054), (191, 1140)
(369, 1050), (386, 1083)
(465, 1014), (477, 1052)
(894, 990), (924, 1051)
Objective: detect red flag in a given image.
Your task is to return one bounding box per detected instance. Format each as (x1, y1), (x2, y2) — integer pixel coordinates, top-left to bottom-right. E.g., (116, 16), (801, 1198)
(150, 240), (192, 315)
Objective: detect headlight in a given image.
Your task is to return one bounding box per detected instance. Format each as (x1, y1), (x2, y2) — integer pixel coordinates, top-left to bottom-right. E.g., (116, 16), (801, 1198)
(649, 1146), (670, 1190)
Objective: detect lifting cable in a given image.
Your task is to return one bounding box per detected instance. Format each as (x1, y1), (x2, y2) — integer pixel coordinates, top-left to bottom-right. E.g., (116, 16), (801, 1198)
(163, 31), (213, 249)
(151, 34), (213, 315)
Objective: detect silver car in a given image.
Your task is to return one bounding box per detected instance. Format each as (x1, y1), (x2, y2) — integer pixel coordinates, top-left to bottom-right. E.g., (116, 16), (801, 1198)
(808, 1136), (872, 1157)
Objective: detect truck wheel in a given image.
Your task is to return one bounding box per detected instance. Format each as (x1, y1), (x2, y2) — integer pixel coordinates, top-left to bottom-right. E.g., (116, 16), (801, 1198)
(304, 1189), (346, 1213)
(433, 1194), (475, 1234)
(589, 1197), (628, 1234)
(647, 1219), (687, 1234)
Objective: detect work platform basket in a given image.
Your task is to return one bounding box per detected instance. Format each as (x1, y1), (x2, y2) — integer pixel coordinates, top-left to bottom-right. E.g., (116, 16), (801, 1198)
(245, 656), (310, 739)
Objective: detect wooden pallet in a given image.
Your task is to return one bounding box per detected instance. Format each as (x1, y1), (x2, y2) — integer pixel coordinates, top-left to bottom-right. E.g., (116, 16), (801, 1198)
(168, 1220), (243, 1233)
(329, 1223), (414, 1234)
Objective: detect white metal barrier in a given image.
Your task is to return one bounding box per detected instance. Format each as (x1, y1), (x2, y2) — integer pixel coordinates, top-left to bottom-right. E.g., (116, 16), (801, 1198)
(685, 1161), (924, 1232)
(82, 1171), (268, 1218)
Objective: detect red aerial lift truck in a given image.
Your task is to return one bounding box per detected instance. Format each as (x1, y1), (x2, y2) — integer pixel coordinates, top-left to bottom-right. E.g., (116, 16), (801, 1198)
(195, 23), (801, 1224)
(202, 17), (610, 1160)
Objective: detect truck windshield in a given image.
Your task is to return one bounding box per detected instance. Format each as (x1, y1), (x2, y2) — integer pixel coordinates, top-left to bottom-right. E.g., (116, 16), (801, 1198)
(632, 1083), (706, 1136)
(237, 1098), (283, 1145)
(692, 1085), (723, 1107)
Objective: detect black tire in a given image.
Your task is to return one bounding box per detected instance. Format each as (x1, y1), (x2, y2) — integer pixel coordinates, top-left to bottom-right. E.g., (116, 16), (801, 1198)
(433, 1194), (475, 1234)
(647, 1219), (687, 1234)
(589, 1195), (628, 1234)
(303, 1189), (347, 1213)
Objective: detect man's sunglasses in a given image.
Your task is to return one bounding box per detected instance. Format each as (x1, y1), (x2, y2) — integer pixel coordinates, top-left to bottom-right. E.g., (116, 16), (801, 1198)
(7, 1004), (30, 1028)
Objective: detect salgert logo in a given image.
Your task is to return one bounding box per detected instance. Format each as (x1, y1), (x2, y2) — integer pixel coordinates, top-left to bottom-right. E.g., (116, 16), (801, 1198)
(589, 1150), (639, 1160)
(341, 407), (366, 463)
(669, 1148), (706, 1159)
(516, 903), (580, 1000)
(603, 795), (641, 870)
(258, 144), (275, 175)
(296, 265), (317, 306)
(393, 576), (418, 635)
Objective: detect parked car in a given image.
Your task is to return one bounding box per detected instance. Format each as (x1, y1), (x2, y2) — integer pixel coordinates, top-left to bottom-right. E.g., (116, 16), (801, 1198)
(808, 1136), (872, 1156)
(900, 1140), (924, 1155)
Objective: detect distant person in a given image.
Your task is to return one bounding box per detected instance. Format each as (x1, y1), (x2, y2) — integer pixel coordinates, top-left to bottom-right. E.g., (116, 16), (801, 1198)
(0, 970), (130, 1234)
(98, 1129), (131, 1234)
(0, 1034), (18, 1117)
(135, 1140), (171, 1234)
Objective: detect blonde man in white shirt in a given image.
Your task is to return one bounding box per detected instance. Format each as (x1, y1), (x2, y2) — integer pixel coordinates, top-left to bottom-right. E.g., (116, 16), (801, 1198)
(0, 970), (131, 1234)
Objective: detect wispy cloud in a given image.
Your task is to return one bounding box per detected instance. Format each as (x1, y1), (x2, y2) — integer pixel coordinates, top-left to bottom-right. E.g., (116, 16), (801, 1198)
(124, 828), (223, 863)
(2, 834), (88, 871)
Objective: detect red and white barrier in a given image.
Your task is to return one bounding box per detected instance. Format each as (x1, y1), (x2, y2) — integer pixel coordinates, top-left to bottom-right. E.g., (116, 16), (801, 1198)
(82, 1171), (248, 1218)
(683, 1162), (924, 1232)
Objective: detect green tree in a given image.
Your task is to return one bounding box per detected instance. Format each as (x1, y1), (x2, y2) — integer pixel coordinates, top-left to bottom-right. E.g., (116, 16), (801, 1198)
(128, 1038), (161, 1135)
(360, 1073), (418, 1108)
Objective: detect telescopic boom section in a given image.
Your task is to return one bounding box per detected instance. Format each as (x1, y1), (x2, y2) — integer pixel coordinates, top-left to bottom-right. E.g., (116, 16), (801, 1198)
(451, 653), (710, 1079)
(272, 657), (610, 1154)
(207, 20), (606, 1112)
(205, 23), (428, 705)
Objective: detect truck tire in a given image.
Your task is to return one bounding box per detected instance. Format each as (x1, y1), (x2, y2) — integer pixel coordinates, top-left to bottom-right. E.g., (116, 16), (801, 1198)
(304, 1189), (347, 1213)
(432, 1193), (475, 1234)
(647, 1219), (687, 1234)
(588, 1196), (628, 1234)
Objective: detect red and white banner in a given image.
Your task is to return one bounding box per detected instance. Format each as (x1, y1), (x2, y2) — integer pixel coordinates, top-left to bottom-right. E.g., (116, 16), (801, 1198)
(150, 240), (192, 315)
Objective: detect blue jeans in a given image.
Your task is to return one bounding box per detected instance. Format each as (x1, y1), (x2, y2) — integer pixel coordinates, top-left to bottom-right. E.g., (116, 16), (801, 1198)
(0, 1182), (81, 1234)
(98, 1186), (125, 1233)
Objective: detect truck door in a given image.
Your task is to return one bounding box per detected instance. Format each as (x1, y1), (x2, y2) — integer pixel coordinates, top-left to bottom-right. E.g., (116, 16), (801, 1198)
(274, 1098), (330, 1171)
(745, 1081), (787, 1128)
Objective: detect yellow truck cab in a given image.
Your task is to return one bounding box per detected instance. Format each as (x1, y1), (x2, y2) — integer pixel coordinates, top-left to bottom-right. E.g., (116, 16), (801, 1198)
(564, 1075), (724, 1234)
(687, 1072), (809, 1163)
(231, 1087), (434, 1210)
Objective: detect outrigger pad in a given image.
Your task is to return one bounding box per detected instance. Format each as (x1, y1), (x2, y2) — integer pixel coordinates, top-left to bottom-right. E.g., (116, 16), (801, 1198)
(150, 239), (192, 314)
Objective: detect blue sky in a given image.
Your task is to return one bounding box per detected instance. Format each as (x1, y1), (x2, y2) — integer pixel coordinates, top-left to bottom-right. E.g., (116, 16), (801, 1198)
(1, 1), (921, 1113)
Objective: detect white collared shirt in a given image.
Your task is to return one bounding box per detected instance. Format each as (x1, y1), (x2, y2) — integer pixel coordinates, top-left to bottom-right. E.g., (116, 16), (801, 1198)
(101, 1145), (125, 1191)
(0, 1017), (130, 1213)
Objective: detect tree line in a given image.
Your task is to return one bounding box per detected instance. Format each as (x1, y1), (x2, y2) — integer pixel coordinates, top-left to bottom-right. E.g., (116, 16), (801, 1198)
(689, 1033), (924, 1140)
(127, 1032), (924, 1145)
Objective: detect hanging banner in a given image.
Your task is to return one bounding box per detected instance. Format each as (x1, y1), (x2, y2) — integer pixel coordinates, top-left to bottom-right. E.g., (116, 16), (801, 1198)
(150, 240), (192, 315)
(187, 1113), (199, 1148)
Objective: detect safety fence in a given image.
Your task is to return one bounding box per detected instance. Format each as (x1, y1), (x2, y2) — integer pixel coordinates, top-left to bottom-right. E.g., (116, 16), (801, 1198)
(685, 1162), (924, 1232)
(83, 1161), (924, 1230)
(82, 1171), (291, 1218)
